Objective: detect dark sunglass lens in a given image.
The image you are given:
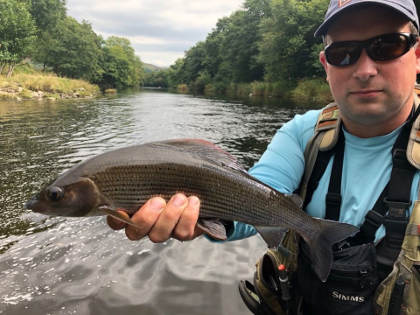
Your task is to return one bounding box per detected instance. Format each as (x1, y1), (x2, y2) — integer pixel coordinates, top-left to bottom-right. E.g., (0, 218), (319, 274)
(326, 44), (361, 66)
(368, 34), (409, 61)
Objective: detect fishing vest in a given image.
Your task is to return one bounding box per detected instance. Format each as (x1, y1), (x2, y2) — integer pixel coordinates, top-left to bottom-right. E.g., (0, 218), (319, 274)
(239, 88), (420, 315)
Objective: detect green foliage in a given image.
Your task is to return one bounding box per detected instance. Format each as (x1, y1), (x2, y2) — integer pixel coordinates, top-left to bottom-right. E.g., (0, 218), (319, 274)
(258, 0), (328, 81)
(28, 0), (66, 32)
(0, 0), (36, 76)
(28, 0), (66, 69)
(40, 17), (104, 82)
(163, 0), (330, 105)
(218, 8), (264, 83)
(143, 70), (169, 88)
(290, 78), (332, 106)
(167, 58), (186, 88)
(9, 0), (143, 90)
(99, 36), (144, 89)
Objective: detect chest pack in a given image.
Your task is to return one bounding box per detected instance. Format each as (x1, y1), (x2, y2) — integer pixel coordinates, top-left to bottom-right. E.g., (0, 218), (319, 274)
(239, 89), (420, 315)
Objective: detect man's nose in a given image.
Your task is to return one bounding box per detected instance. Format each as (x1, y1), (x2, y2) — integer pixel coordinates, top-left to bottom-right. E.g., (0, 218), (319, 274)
(352, 49), (378, 82)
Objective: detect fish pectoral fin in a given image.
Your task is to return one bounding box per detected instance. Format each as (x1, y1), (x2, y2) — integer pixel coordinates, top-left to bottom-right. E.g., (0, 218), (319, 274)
(98, 205), (139, 228)
(254, 226), (289, 249)
(197, 218), (227, 241)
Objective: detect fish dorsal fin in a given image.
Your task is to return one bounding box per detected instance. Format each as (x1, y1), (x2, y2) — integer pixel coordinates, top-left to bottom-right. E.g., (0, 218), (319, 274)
(153, 139), (246, 172)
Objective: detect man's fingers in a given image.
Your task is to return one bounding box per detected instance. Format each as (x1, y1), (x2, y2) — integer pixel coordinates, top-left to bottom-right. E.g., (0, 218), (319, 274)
(107, 210), (130, 230)
(106, 194), (201, 243)
(125, 197), (166, 241)
(172, 196), (200, 241)
(148, 193), (188, 243)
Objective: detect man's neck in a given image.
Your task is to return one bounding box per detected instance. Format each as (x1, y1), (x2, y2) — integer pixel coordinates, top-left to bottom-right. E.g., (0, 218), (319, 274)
(342, 99), (414, 138)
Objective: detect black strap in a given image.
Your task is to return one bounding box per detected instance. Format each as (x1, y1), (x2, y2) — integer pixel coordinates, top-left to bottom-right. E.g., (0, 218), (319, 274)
(354, 107), (418, 245)
(325, 129), (344, 221)
(302, 147), (338, 210)
(301, 128), (344, 220)
(387, 277), (406, 315)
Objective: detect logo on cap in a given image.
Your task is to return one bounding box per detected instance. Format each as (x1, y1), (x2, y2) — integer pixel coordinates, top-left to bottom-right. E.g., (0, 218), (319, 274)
(338, 0), (352, 7)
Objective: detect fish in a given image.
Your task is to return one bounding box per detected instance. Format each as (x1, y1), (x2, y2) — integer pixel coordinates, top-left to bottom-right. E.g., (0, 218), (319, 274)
(25, 139), (358, 282)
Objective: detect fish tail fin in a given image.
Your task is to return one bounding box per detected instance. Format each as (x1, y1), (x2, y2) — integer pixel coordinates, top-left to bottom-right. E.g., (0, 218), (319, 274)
(305, 220), (358, 282)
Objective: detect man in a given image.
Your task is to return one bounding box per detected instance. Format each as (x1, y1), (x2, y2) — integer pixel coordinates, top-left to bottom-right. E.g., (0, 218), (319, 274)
(108, 0), (420, 313)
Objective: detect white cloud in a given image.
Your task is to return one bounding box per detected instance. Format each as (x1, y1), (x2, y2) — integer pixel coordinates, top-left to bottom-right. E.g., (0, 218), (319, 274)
(66, 0), (244, 67)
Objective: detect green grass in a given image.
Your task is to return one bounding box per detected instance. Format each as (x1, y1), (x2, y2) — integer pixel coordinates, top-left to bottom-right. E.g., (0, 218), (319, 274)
(0, 71), (100, 100)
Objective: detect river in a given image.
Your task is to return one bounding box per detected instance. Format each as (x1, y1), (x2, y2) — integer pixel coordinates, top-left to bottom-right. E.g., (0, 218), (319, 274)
(0, 90), (304, 315)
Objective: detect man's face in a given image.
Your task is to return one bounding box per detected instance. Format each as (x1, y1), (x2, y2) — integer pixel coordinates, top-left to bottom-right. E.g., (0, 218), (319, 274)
(319, 6), (420, 136)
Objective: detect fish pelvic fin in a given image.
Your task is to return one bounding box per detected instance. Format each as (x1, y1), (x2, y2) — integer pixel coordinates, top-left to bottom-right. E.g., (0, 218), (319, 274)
(306, 219), (359, 282)
(197, 218), (227, 241)
(98, 206), (140, 229)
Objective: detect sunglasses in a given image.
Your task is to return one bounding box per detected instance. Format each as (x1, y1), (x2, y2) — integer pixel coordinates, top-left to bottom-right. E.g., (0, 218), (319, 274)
(324, 32), (418, 67)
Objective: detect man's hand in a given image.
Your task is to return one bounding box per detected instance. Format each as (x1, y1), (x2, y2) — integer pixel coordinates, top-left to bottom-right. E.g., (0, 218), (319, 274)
(107, 193), (203, 242)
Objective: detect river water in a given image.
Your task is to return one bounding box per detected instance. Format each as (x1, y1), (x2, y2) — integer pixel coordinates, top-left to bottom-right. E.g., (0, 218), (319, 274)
(0, 90), (303, 315)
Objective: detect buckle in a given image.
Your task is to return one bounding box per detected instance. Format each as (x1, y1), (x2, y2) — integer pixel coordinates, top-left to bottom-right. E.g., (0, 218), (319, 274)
(383, 197), (411, 211)
(365, 210), (383, 229)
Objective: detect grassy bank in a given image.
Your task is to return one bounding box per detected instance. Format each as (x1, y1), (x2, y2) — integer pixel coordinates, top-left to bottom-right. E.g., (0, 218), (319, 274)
(176, 78), (333, 108)
(0, 66), (100, 101)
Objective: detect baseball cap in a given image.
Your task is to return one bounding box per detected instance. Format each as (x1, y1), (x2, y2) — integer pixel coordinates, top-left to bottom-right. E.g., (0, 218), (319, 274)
(314, 0), (419, 37)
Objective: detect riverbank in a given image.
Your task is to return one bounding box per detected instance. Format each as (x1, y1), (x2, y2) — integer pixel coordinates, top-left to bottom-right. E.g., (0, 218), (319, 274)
(0, 72), (100, 101)
(175, 78), (333, 108)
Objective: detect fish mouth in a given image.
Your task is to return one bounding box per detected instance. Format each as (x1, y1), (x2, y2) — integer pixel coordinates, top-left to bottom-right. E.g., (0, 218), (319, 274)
(24, 196), (40, 211)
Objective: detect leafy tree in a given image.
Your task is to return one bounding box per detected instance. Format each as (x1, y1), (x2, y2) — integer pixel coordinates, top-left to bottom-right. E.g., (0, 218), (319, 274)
(0, 0), (36, 76)
(217, 8), (265, 83)
(258, 0), (328, 82)
(167, 58), (186, 87)
(27, 0), (66, 69)
(43, 17), (103, 82)
(99, 36), (144, 89)
(167, 0), (269, 90)
(182, 41), (207, 88)
(143, 70), (169, 88)
(28, 0), (66, 31)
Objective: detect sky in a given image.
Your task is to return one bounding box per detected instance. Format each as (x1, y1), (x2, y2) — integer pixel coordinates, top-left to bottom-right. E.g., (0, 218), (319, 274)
(66, 0), (244, 68)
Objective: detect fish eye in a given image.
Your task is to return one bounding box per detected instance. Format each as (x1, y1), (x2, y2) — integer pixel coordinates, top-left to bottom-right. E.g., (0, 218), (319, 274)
(46, 186), (64, 202)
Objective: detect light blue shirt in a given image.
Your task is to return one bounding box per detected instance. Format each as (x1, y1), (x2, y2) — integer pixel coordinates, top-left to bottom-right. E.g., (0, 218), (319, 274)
(226, 109), (420, 242)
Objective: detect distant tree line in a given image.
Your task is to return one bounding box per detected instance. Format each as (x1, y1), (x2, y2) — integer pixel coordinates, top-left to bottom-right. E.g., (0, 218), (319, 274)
(145, 0), (420, 94)
(144, 0), (330, 94)
(0, 0), (144, 90)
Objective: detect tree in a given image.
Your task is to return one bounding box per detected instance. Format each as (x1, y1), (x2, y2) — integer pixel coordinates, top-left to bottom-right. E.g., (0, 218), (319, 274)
(43, 17), (104, 82)
(258, 0), (328, 82)
(143, 70), (169, 88)
(217, 8), (265, 83)
(28, 0), (66, 31)
(99, 36), (144, 89)
(167, 58), (186, 87)
(0, 0), (36, 76)
(28, 0), (66, 69)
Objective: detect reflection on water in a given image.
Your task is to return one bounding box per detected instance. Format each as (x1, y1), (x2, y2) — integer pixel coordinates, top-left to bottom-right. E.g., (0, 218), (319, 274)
(0, 90), (301, 314)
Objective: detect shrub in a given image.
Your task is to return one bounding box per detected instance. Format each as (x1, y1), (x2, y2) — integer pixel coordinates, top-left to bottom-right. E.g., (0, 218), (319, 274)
(291, 78), (332, 107)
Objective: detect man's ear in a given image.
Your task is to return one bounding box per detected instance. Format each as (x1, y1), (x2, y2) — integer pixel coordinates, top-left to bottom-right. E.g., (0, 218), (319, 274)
(319, 51), (329, 81)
